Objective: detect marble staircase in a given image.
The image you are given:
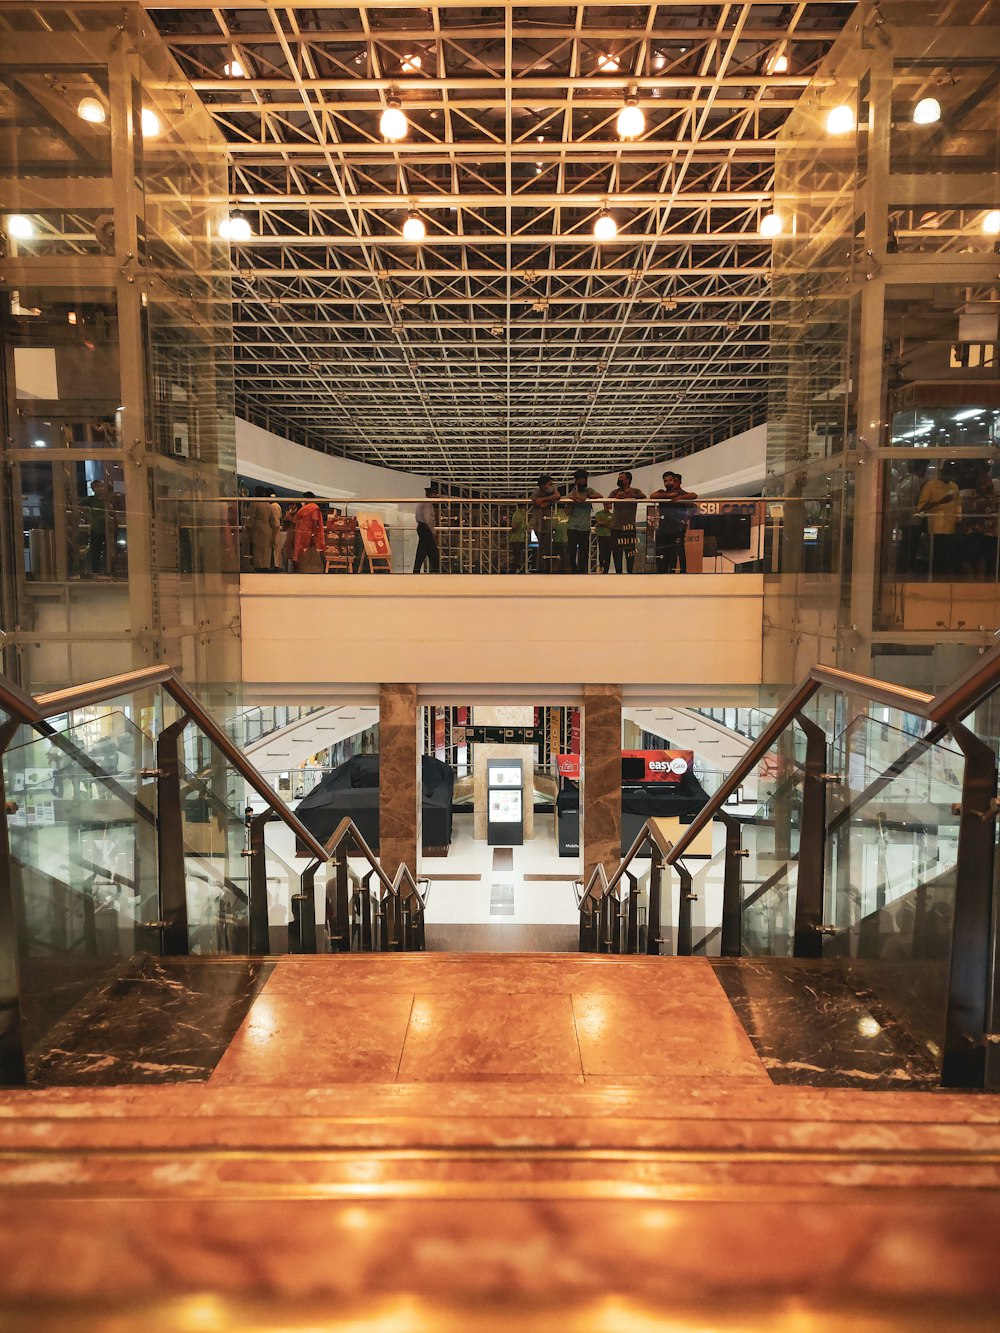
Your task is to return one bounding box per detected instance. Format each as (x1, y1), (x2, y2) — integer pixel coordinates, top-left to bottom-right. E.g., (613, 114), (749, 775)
(1, 952), (998, 1330)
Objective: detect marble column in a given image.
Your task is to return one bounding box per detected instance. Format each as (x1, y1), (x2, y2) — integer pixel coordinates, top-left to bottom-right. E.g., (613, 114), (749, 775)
(472, 706), (535, 841)
(582, 684), (622, 885)
(378, 683), (419, 880)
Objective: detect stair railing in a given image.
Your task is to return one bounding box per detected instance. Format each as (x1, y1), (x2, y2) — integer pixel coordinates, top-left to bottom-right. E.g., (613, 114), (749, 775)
(663, 646), (1000, 1090)
(579, 818), (675, 955)
(322, 816), (426, 953)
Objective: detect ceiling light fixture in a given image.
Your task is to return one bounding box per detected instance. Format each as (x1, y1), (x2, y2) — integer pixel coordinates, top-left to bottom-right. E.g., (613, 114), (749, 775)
(597, 53), (620, 73)
(218, 215), (253, 242)
(140, 107), (161, 137)
(913, 96), (941, 125)
(402, 212), (426, 242)
(652, 51), (666, 71)
(223, 57), (247, 78)
(401, 53), (422, 73)
(759, 211), (783, 239)
(380, 98), (408, 142)
(6, 214), (35, 240)
(593, 211), (618, 242)
(77, 96), (106, 124)
(767, 52), (790, 75)
(616, 98), (645, 140)
(983, 209), (1000, 236)
(825, 104), (855, 136)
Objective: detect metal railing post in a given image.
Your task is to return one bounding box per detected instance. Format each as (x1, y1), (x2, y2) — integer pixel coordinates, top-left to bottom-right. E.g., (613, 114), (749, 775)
(646, 846), (663, 955)
(295, 861), (319, 954)
(676, 862), (695, 956)
(941, 718), (997, 1089)
(793, 712), (828, 959)
(247, 811), (271, 955)
(0, 717), (27, 1086)
(719, 812), (743, 958)
(155, 716), (191, 955)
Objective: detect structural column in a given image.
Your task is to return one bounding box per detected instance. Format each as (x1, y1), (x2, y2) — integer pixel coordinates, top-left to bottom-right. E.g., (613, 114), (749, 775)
(378, 683), (420, 879)
(582, 684), (622, 884)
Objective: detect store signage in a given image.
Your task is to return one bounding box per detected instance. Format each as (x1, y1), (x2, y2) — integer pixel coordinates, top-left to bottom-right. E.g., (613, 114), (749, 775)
(454, 726), (544, 744)
(556, 753), (580, 780)
(622, 750), (694, 783)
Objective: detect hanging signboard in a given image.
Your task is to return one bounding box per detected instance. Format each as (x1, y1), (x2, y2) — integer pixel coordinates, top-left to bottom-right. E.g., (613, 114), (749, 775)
(454, 725), (544, 745)
(622, 750), (695, 783)
(556, 753), (581, 780)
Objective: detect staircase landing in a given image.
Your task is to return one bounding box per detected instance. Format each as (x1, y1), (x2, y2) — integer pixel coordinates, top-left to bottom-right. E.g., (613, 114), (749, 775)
(1, 954), (998, 1331)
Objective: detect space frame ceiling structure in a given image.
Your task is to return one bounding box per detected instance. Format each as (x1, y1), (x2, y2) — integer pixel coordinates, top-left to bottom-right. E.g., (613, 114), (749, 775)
(150, 1), (858, 490)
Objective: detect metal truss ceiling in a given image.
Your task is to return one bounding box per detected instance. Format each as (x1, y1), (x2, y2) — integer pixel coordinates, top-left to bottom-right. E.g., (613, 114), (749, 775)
(151, 1), (857, 491)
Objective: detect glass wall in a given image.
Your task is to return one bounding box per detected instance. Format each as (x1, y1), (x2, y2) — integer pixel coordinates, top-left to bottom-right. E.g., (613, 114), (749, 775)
(764, 0), (1000, 694)
(0, 3), (240, 706)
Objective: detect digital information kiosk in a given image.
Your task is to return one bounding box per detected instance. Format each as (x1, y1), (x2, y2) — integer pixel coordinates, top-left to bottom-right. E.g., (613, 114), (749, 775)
(487, 758), (523, 846)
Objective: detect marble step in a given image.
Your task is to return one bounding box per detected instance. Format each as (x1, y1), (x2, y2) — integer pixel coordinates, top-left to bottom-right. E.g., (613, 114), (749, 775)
(1, 1080), (996, 1123)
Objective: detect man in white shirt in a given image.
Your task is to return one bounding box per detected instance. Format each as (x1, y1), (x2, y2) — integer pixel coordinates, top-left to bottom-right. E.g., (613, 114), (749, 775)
(414, 483), (440, 572)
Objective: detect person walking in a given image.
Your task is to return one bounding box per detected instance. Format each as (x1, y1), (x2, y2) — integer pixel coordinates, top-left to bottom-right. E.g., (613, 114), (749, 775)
(565, 468), (601, 573)
(608, 470), (646, 573)
(413, 483), (441, 573)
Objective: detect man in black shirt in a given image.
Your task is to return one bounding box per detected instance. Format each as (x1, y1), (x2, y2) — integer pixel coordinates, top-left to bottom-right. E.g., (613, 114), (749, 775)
(650, 471), (698, 573)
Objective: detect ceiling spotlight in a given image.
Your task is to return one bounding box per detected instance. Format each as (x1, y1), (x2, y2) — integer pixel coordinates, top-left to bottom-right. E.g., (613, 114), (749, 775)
(140, 107), (161, 138)
(759, 211), (783, 239)
(983, 209), (1000, 236)
(616, 99), (645, 140)
(402, 212), (426, 242)
(767, 52), (789, 75)
(77, 96), (106, 124)
(6, 214), (35, 240)
(597, 53), (620, 73)
(726, 319), (740, 333)
(380, 98), (408, 141)
(661, 296), (678, 311)
(400, 53), (422, 73)
(218, 215), (253, 242)
(593, 211), (618, 242)
(825, 104), (855, 136)
(223, 57), (247, 78)
(489, 323), (504, 337)
(913, 97), (941, 125)
(652, 51), (666, 71)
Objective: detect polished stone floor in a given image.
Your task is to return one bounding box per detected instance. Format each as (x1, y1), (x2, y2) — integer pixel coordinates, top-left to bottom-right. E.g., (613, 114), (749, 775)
(211, 954), (768, 1085)
(29, 956), (273, 1086)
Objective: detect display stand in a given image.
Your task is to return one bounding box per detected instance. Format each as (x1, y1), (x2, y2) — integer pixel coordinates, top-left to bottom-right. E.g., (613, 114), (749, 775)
(487, 758), (523, 846)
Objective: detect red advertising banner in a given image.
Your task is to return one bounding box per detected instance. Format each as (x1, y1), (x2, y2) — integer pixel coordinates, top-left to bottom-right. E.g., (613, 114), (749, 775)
(556, 753), (581, 780)
(622, 750), (694, 782)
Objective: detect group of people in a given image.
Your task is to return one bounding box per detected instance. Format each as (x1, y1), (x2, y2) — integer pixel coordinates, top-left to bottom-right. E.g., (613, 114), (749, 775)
(513, 468), (699, 574)
(243, 487), (329, 573)
(242, 467), (703, 576)
(893, 459), (999, 579)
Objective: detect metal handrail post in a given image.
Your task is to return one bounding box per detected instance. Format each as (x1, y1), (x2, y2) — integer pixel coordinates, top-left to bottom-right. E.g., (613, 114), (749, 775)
(155, 716), (191, 956)
(0, 717), (27, 1086)
(793, 712), (829, 960)
(646, 846), (663, 956)
(941, 718), (997, 1089)
(718, 812), (743, 958)
(676, 862), (695, 956)
(298, 861), (319, 954)
(247, 811), (271, 955)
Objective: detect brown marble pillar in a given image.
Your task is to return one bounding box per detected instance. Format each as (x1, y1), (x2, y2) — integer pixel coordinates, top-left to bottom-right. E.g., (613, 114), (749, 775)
(377, 683), (419, 880)
(582, 684), (622, 885)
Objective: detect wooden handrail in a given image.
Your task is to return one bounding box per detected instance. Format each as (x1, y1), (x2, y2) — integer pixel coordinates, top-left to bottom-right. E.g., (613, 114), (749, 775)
(665, 647), (1000, 866)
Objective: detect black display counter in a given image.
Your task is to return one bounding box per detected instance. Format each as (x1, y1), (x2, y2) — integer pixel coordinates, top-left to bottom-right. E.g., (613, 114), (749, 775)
(556, 771), (710, 857)
(296, 753), (454, 854)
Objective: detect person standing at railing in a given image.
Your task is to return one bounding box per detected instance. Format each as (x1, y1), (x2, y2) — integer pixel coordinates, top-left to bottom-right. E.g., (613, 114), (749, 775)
(413, 483), (441, 573)
(268, 490), (283, 572)
(245, 486), (277, 573)
(565, 468), (602, 573)
(960, 467), (998, 579)
(650, 471), (698, 573)
(594, 504), (613, 572)
(608, 471), (645, 573)
(508, 505), (529, 572)
(916, 461), (960, 578)
(553, 499), (571, 572)
(292, 493), (326, 573)
(529, 474), (561, 572)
